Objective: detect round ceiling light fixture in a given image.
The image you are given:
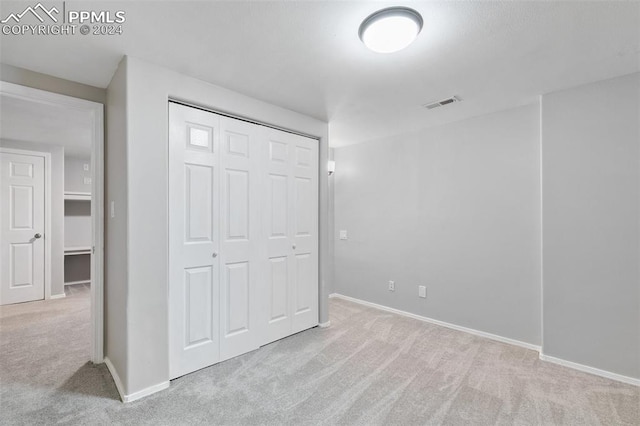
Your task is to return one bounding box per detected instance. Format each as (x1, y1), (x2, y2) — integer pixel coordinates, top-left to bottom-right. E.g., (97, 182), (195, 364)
(359, 7), (423, 53)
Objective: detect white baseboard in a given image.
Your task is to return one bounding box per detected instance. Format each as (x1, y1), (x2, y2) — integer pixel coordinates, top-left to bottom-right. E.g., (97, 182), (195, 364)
(329, 293), (639, 387)
(318, 321), (331, 328)
(104, 357), (170, 403)
(330, 293), (541, 352)
(50, 293), (66, 299)
(104, 357), (126, 402)
(123, 380), (170, 403)
(539, 354), (640, 387)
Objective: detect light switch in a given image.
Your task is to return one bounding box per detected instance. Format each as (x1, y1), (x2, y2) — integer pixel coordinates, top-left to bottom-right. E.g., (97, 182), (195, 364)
(110, 201), (115, 218)
(339, 230), (348, 240)
(83, 163), (90, 171)
(419, 286), (427, 298)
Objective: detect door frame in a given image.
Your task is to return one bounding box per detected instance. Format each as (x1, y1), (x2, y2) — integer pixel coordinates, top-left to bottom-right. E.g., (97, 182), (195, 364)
(0, 81), (105, 363)
(0, 147), (52, 301)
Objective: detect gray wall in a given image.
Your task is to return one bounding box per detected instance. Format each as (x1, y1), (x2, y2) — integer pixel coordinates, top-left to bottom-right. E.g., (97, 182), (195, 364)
(542, 72), (640, 379)
(0, 139), (65, 297)
(334, 104), (542, 346)
(64, 156), (92, 194)
(105, 58), (129, 390)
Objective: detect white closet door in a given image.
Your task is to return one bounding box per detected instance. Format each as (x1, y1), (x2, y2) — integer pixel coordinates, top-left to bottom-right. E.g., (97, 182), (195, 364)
(219, 117), (262, 361)
(263, 129), (318, 343)
(169, 104), (221, 379)
(0, 152), (45, 305)
(169, 102), (319, 378)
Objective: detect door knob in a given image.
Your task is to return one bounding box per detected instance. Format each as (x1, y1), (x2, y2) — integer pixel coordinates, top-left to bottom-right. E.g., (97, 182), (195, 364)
(292, 244), (296, 250)
(34, 233), (42, 239)
(212, 252), (218, 258)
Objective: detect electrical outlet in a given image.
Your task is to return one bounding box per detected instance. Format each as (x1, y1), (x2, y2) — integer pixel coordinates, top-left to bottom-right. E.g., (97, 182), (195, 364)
(388, 280), (395, 291)
(419, 285), (427, 298)
(339, 230), (348, 240)
(84, 177), (92, 185)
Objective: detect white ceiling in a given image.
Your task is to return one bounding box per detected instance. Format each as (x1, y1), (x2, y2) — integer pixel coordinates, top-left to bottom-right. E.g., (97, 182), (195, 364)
(0, 1), (638, 147)
(0, 94), (93, 156)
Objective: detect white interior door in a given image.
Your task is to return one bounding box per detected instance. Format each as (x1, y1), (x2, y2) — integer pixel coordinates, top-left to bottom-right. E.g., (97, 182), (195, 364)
(169, 104), (221, 379)
(219, 116), (262, 361)
(0, 152), (46, 305)
(262, 129), (319, 343)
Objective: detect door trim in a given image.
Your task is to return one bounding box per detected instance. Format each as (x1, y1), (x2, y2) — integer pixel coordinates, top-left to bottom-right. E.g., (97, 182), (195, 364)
(0, 147), (52, 301)
(169, 99), (319, 140)
(0, 81), (105, 363)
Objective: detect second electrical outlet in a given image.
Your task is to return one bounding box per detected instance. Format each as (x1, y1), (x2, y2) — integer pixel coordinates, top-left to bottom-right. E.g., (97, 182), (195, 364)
(388, 280), (395, 291)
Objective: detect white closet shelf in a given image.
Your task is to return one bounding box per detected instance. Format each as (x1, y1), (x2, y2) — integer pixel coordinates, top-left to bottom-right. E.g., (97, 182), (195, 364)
(64, 191), (91, 201)
(64, 280), (91, 286)
(64, 246), (92, 256)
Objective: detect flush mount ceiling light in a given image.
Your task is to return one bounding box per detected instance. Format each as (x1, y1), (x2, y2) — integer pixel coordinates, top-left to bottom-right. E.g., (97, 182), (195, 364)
(359, 7), (423, 53)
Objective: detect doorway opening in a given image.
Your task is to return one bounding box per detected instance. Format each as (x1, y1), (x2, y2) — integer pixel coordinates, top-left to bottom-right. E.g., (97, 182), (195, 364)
(0, 82), (104, 363)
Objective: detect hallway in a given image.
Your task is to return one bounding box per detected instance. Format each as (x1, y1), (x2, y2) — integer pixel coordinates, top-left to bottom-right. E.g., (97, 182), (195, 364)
(0, 284), (118, 423)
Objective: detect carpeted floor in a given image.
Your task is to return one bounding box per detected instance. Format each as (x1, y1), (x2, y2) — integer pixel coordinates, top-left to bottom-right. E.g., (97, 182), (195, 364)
(0, 285), (638, 425)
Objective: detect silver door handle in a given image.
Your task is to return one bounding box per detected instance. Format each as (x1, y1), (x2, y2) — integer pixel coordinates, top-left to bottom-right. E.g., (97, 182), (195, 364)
(34, 233), (42, 239)
(292, 244), (296, 250)
(212, 252), (218, 258)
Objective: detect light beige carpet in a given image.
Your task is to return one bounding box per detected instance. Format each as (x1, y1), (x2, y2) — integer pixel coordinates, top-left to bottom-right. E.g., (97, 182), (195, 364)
(0, 286), (638, 425)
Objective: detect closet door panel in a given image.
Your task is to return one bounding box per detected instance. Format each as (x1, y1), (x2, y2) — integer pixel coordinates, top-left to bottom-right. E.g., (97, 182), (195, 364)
(293, 254), (312, 315)
(262, 130), (294, 343)
(266, 171), (290, 327)
(219, 117), (262, 361)
(290, 135), (319, 333)
(225, 169), (249, 241)
(169, 104), (220, 379)
(182, 162), (215, 265)
(268, 256), (289, 322)
(224, 261), (249, 335)
(261, 129), (319, 342)
(184, 266), (214, 347)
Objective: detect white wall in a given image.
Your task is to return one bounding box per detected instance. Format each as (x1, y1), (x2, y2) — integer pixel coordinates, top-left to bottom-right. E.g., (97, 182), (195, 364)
(107, 56), (329, 399)
(63, 201), (91, 248)
(541, 72), (639, 380)
(104, 58), (128, 390)
(334, 104), (542, 346)
(0, 139), (65, 297)
(64, 156), (92, 194)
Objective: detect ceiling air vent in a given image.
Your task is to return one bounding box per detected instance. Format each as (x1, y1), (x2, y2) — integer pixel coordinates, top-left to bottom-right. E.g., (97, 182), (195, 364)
(423, 96), (461, 110)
